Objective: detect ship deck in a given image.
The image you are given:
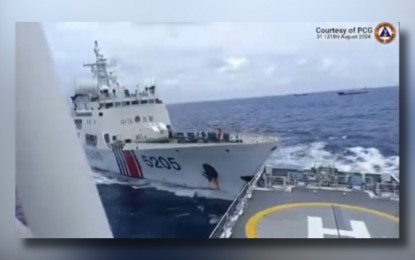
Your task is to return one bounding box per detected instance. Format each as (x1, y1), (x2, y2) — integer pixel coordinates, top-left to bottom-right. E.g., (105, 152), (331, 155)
(209, 164), (400, 239)
(229, 188), (399, 238)
(120, 133), (277, 150)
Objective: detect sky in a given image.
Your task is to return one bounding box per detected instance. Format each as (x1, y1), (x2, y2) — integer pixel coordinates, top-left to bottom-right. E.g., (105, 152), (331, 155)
(43, 22), (399, 104)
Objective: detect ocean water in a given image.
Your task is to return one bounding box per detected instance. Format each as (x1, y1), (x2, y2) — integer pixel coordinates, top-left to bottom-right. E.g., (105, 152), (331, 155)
(16, 86), (400, 238)
(94, 86), (399, 238)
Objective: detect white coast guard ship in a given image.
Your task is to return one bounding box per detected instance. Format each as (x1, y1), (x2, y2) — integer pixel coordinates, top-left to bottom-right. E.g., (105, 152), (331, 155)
(70, 41), (278, 196)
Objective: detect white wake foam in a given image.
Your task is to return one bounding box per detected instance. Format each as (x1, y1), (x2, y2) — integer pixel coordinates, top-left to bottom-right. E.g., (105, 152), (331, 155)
(91, 170), (149, 187)
(148, 181), (237, 200)
(267, 142), (399, 176)
(91, 141), (399, 201)
(92, 170), (236, 200)
(208, 214), (220, 225)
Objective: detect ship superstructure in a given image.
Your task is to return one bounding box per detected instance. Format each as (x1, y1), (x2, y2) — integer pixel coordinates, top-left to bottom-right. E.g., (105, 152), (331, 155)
(70, 41), (278, 197)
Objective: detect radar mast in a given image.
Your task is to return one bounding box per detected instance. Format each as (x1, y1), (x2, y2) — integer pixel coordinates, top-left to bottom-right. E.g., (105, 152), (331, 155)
(83, 41), (118, 88)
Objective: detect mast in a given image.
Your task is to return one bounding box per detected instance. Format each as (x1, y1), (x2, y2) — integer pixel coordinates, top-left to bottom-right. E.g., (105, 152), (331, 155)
(83, 40), (117, 88)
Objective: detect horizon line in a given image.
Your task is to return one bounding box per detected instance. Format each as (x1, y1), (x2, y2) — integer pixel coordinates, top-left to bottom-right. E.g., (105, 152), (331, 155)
(166, 85), (398, 105)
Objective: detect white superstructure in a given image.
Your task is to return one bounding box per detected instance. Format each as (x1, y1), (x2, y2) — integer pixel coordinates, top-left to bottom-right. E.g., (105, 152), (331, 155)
(70, 41), (278, 197)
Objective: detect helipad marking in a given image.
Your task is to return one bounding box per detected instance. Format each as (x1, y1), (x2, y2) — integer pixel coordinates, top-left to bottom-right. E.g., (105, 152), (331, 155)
(308, 216), (370, 238)
(245, 202), (399, 238)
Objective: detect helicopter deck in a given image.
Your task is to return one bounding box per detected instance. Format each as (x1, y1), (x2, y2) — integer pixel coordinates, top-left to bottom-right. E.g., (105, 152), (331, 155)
(210, 164), (399, 239)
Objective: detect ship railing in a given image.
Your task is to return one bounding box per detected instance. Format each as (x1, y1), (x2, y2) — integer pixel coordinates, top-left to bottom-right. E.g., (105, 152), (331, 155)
(209, 167), (264, 238)
(265, 169), (400, 196)
(174, 131), (236, 143)
(262, 169), (364, 191)
(173, 131), (277, 144)
(373, 182), (400, 197)
(262, 174), (287, 189)
(238, 133), (278, 144)
(391, 174), (400, 184)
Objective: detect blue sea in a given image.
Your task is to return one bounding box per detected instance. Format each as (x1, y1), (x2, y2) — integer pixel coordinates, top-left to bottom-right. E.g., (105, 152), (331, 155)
(16, 86), (400, 238)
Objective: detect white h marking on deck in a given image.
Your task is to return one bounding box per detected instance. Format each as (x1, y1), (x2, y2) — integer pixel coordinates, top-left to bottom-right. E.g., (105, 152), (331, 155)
(307, 216), (371, 238)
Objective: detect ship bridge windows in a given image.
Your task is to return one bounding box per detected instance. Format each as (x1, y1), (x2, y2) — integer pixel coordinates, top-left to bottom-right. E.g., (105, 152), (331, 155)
(85, 134), (97, 147)
(104, 133), (110, 144)
(99, 99), (155, 109)
(75, 111), (92, 117)
(148, 116), (154, 122)
(74, 119), (82, 130)
(156, 98), (163, 104)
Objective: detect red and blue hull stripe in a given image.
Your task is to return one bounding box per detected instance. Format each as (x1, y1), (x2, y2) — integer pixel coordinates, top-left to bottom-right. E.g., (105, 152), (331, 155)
(113, 150), (143, 178)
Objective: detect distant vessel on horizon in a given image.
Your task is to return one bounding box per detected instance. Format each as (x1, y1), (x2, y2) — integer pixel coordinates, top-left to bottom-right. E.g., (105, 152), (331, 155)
(337, 87), (368, 96)
(294, 93), (308, 97)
